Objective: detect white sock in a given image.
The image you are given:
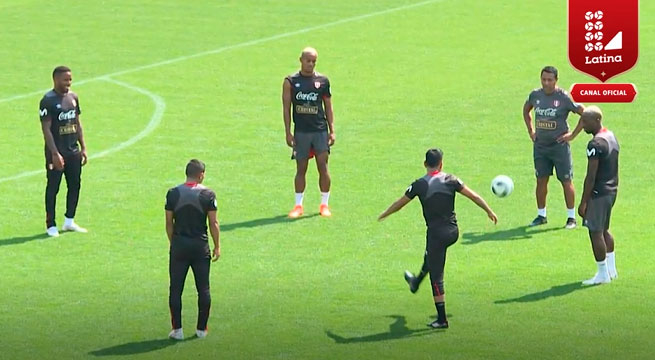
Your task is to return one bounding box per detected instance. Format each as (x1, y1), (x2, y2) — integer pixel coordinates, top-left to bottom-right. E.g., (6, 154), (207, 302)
(321, 192), (330, 205)
(295, 193), (304, 206)
(567, 208), (575, 219)
(538, 208), (547, 217)
(607, 252), (616, 273)
(64, 217), (74, 226)
(596, 259), (609, 275)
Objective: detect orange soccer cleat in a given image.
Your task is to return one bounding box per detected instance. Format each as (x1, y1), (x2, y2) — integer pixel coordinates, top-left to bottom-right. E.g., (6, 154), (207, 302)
(288, 205), (304, 218)
(319, 204), (332, 217)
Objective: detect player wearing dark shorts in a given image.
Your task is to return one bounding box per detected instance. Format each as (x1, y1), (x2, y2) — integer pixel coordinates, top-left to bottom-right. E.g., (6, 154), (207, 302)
(578, 106), (619, 285)
(39, 66), (88, 237)
(523, 66), (585, 229)
(282, 47), (335, 218)
(378, 149), (497, 329)
(166, 160), (221, 340)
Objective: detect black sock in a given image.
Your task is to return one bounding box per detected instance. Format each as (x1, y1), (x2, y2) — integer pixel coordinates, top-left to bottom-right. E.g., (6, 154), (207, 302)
(435, 302), (447, 323)
(416, 269), (428, 284)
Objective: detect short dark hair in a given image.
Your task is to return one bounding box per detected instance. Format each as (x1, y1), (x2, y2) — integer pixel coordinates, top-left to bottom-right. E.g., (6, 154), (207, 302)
(541, 66), (558, 79)
(185, 159), (206, 177)
(425, 148), (443, 167)
(52, 66), (71, 78)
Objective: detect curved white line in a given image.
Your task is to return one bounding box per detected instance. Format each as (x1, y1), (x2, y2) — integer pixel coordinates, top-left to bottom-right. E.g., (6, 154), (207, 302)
(0, 0), (445, 104)
(0, 78), (165, 184)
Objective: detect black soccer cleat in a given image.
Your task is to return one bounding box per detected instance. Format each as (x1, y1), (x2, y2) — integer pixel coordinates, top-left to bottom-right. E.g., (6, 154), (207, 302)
(404, 270), (419, 293)
(565, 217), (577, 229)
(427, 319), (449, 329)
(529, 215), (548, 227)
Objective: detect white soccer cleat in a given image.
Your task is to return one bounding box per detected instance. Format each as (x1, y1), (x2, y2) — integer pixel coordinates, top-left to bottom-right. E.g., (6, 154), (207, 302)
(168, 328), (184, 340)
(196, 329), (208, 339)
(62, 222), (88, 233)
(46, 226), (60, 237)
(582, 271), (611, 285)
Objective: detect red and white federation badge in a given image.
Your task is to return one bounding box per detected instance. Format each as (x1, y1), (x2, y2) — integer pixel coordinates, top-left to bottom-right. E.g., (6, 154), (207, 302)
(314, 81), (321, 89)
(568, 0), (638, 102)
(553, 100), (560, 107)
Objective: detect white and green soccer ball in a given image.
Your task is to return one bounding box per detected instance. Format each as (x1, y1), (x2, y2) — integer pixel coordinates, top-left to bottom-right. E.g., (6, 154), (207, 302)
(491, 175), (514, 198)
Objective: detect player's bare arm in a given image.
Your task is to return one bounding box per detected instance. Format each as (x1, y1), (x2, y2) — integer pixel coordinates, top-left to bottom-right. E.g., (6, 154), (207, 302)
(77, 115), (88, 165)
(523, 102), (536, 142)
(459, 185), (498, 224)
(165, 210), (174, 244)
(558, 102), (586, 143)
(378, 195), (412, 221)
(208, 210), (220, 262)
(282, 79), (294, 147)
(324, 95), (335, 145)
(41, 116), (65, 170)
(578, 157), (599, 218)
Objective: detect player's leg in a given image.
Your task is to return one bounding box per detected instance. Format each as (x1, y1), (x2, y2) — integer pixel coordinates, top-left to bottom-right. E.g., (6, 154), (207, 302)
(531, 145), (551, 226)
(582, 197), (611, 285)
(62, 153), (86, 232)
(404, 250), (429, 294)
(169, 248), (191, 339)
(190, 242), (212, 338)
(554, 143), (576, 228)
(45, 163), (64, 236)
(290, 132), (311, 217)
(604, 194), (617, 278)
(425, 227), (458, 328)
(313, 132), (331, 216)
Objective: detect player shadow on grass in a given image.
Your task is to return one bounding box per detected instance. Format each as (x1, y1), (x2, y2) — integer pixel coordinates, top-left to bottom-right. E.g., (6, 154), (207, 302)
(0, 233), (50, 247)
(220, 213), (319, 232)
(494, 281), (591, 304)
(461, 225), (563, 245)
(325, 315), (437, 344)
(89, 337), (195, 356)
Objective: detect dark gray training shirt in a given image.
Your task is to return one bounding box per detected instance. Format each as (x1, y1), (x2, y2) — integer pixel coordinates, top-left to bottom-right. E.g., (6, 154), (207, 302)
(525, 88), (580, 145)
(405, 171), (464, 228)
(286, 71), (331, 132)
(165, 183), (217, 242)
(586, 128), (619, 197)
(39, 90), (82, 157)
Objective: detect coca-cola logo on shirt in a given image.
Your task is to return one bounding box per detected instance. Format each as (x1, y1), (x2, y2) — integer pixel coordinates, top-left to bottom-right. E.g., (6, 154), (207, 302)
(296, 92), (319, 101)
(534, 107), (557, 117)
(58, 109), (77, 121)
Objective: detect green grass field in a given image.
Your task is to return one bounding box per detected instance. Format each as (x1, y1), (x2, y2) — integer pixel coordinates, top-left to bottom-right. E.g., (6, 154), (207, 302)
(1, 1), (654, 359)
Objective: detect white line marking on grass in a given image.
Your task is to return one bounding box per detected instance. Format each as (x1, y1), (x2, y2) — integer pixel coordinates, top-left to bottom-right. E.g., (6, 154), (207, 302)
(0, 0), (445, 104)
(0, 77), (166, 184)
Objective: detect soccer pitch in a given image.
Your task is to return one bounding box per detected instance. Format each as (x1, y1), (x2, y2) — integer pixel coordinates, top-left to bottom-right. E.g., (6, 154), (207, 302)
(1, 0), (653, 359)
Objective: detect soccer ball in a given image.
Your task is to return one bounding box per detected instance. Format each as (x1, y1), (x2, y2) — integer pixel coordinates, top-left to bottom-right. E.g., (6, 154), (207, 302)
(585, 22), (594, 31)
(594, 21), (603, 30)
(585, 11), (594, 20)
(594, 10), (603, 20)
(594, 32), (603, 41)
(585, 43), (594, 52)
(595, 42), (604, 51)
(491, 175), (514, 198)
(585, 32), (594, 41)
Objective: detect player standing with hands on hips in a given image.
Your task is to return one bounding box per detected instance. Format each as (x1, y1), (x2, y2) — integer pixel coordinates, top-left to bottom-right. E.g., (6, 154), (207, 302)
(523, 66), (585, 229)
(378, 148), (497, 329)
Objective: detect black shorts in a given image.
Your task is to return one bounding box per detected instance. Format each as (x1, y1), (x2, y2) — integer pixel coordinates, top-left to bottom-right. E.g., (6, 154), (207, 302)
(533, 142), (573, 182)
(583, 194), (617, 232)
(292, 131), (329, 160)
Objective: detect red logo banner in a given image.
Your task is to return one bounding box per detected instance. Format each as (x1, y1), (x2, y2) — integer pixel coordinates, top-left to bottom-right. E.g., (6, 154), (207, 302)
(568, 0), (638, 82)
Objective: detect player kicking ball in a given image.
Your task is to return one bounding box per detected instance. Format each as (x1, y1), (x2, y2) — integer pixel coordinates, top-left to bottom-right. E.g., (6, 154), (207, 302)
(378, 148), (497, 328)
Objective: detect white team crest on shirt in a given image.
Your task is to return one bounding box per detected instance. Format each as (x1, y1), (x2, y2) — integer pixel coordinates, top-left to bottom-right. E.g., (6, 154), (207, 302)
(314, 81), (321, 89)
(295, 83), (300, 88)
(553, 100), (560, 107)
(72, 99), (77, 107)
(56, 104), (61, 109)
